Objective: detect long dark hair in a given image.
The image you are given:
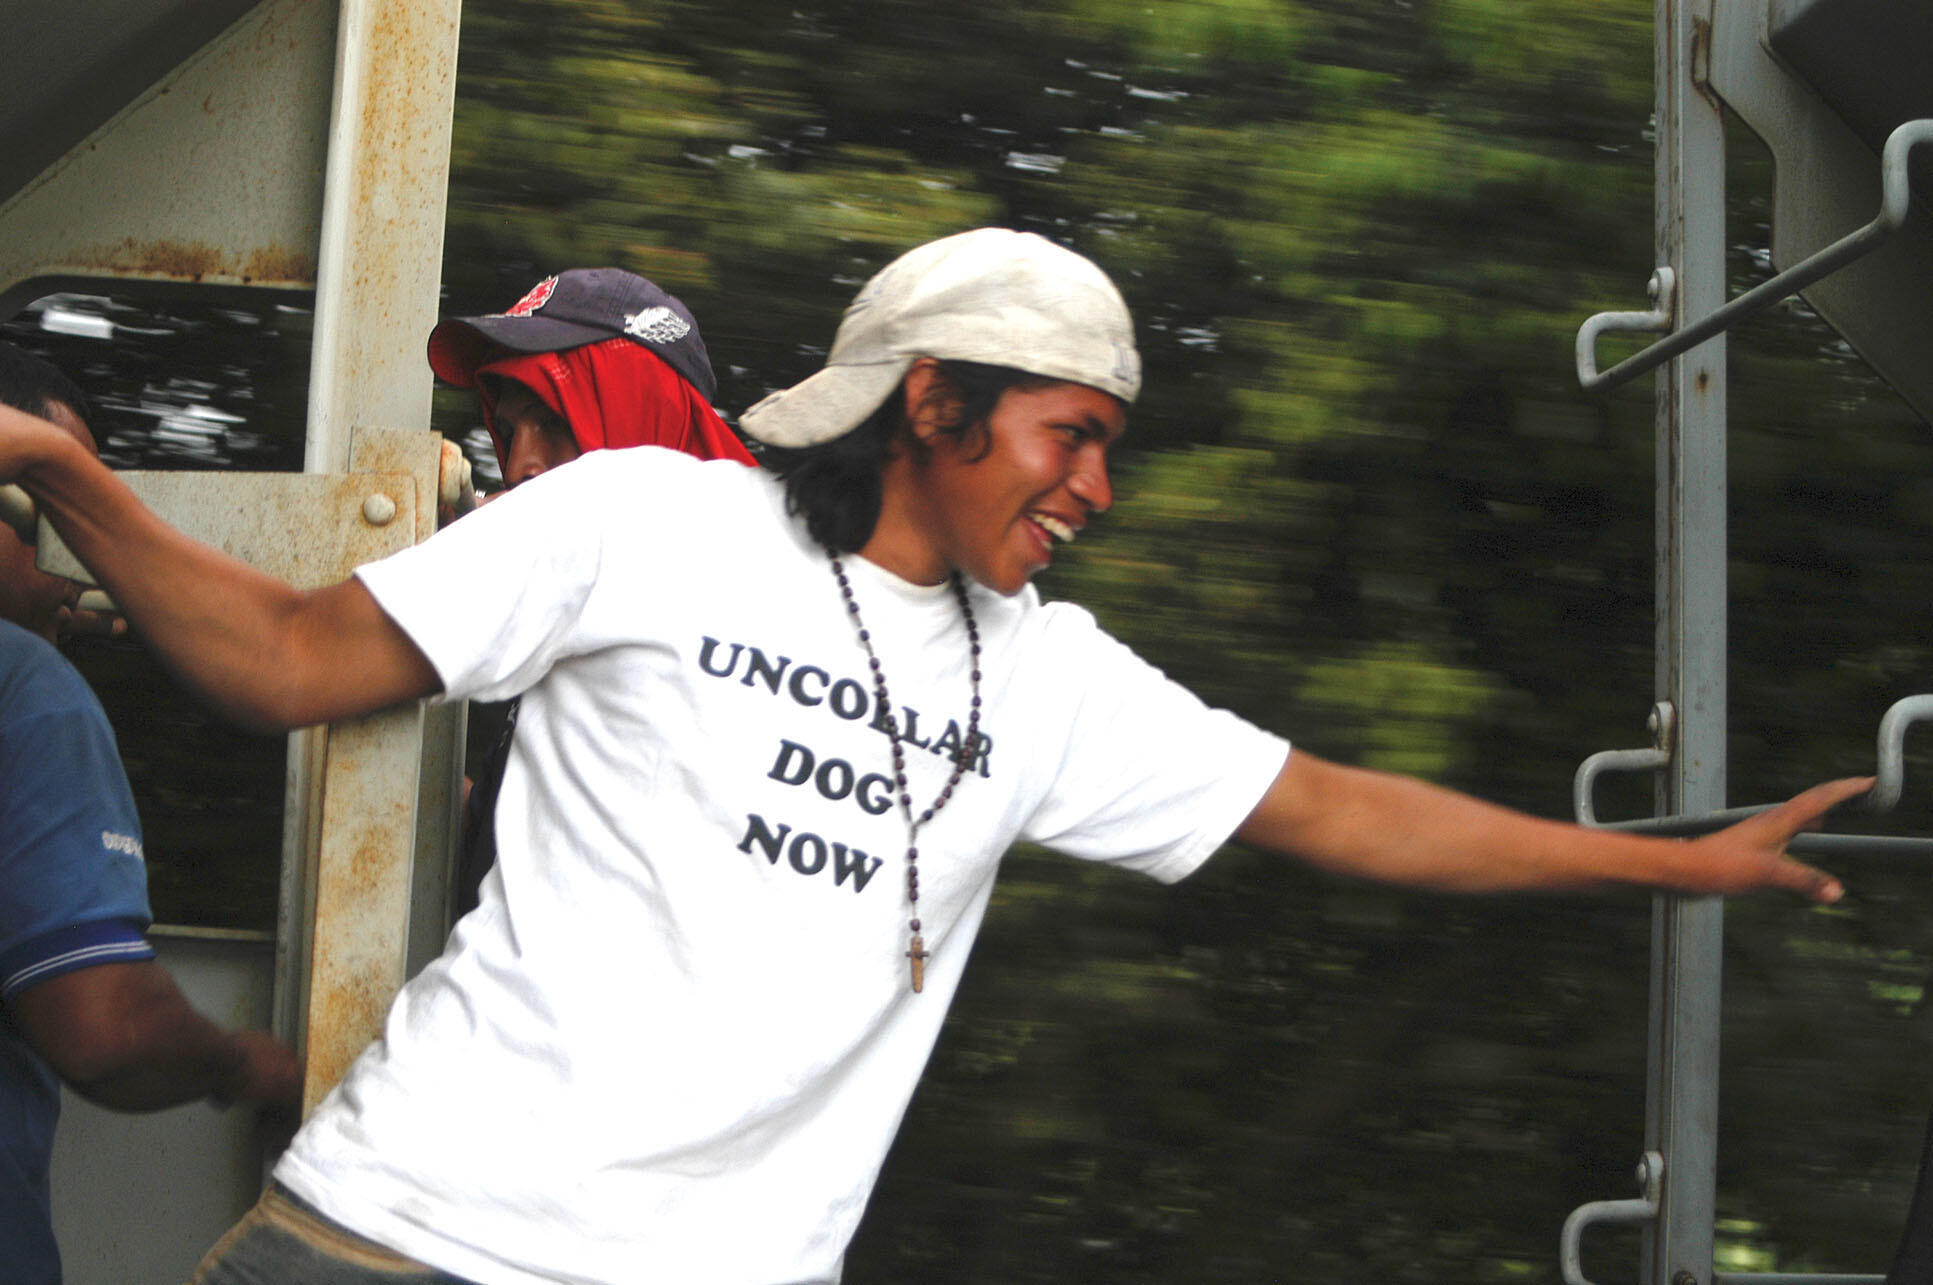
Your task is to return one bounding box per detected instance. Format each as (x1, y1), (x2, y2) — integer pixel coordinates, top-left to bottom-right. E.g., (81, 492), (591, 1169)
(758, 360), (1054, 552)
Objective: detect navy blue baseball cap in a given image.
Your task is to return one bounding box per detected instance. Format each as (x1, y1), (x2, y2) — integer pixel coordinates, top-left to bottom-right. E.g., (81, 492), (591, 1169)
(428, 268), (718, 401)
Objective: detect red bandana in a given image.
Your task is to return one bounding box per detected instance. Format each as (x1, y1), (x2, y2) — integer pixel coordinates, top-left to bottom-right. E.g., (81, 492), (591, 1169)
(475, 337), (754, 474)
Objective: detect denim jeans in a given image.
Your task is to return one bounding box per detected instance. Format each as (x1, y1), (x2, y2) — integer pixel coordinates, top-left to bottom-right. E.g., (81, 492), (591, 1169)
(187, 1184), (480, 1285)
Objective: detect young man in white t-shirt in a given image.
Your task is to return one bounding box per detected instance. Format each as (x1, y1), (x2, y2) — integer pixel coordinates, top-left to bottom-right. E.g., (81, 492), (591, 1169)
(0, 229), (1867, 1285)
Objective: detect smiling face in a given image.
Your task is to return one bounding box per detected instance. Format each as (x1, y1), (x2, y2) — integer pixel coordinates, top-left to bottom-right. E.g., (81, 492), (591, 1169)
(867, 362), (1125, 595)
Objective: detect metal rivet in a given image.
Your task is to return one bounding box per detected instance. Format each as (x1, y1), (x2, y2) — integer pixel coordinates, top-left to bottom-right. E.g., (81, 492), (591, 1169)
(1648, 265), (1676, 308)
(1648, 700), (1676, 751)
(362, 493), (397, 526)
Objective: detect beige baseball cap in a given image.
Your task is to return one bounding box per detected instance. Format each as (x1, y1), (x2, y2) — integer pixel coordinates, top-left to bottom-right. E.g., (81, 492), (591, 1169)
(738, 227), (1141, 448)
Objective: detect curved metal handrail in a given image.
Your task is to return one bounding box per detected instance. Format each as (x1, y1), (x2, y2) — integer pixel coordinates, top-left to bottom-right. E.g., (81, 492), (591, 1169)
(1573, 746), (1670, 826)
(1868, 693), (1933, 813)
(1573, 703), (1674, 826)
(1578, 694), (1931, 832)
(1576, 267), (1675, 390)
(1560, 1151), (1664, 1285)
(1578, 118), (1933, 391)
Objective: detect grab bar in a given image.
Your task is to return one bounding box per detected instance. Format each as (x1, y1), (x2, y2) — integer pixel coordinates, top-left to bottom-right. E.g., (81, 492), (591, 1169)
(1578, 118), (1933, 391)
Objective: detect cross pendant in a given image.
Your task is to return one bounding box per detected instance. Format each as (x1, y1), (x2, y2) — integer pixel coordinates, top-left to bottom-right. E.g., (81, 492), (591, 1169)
(906, 934), (929, 993)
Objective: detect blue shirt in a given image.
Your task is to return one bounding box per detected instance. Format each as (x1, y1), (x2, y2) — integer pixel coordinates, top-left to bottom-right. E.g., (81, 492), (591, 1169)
(0, 622), (153, 1285)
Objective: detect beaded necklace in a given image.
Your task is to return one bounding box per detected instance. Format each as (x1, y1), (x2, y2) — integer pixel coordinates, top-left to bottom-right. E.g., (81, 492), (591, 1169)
(828, 550), (982, 993)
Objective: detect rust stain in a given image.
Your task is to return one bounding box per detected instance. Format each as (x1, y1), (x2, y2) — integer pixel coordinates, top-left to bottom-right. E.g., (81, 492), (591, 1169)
(57, 238), (315, 286)
(1690, 18), (1721, 111)
(340, 2), (458, 307)
(92, 237), (225, 280)
(304, 965), (389, 1104)
(306, 808), (412, 1100)
(244, 244), (318, 284)
(308, 713), (419, 1100)
(255, 0), (305, 46)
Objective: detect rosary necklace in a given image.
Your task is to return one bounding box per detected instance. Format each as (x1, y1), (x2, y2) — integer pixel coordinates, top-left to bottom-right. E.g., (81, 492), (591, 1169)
(829, 549), (982, 993)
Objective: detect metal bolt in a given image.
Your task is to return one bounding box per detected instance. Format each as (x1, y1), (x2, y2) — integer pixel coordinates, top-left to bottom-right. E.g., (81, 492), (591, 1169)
(1648, 701), (1677, 753)
(362, 492), (397, 526)
(1674, 1271), (1698, 1285)
(1648, 265), (1677, 310)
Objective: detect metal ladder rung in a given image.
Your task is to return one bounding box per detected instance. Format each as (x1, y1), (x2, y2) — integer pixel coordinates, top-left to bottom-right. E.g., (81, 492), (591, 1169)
(1576, 118), (1933, 393)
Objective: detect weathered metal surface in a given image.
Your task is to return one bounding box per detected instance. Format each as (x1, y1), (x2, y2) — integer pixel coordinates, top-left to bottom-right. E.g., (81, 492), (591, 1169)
(408, 700), (466, 978)
(346, 427), (468, 980)
(303, 0), (462, 473)
(292, 0), (463, 1110)
(0, 0), (335, 313)
(246, 430), (448, 1110)
(348, 427), (444, 545)
(303, 703), (426, 1111)
(14, 0), (465, 1268)
(1709, 0), (1933, 425)
(33, 470), (417, 589)
(1768, 0), (1933, 193)
(1646, 3), (1730, 1284)
(0, 0), (265, 208)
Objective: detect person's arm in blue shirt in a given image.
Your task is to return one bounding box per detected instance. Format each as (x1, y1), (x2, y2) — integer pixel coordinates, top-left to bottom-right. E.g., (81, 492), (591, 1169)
(9, 961), (299, 1113)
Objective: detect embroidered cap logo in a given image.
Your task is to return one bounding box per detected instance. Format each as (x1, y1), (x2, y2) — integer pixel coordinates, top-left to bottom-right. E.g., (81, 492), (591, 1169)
(499, 276), (559, 318)
(624, 306), (691, 344)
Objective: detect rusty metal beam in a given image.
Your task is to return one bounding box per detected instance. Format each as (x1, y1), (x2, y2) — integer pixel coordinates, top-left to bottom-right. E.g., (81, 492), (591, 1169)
(286, 1), (462, 1112)
(33, 471), (418, 589)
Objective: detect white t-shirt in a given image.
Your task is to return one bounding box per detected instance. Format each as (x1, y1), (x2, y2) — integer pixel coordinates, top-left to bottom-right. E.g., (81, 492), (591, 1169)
(275, 448), (1288, 1285)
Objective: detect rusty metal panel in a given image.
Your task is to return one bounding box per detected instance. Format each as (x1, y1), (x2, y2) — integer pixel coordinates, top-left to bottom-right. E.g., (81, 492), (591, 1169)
(33, 470), (418, 589)
(291, 0), (464, 1109)
(0, 0), (267, 209)
(14, 0), (465, 1265)
(348, 427), (443, 545)
(0, 0), (336, 309)
(303, 703), (426, 1109)
(7, 0), (464, 1135)
(347, 427), (468, 977)
(304, 0), (462, 472)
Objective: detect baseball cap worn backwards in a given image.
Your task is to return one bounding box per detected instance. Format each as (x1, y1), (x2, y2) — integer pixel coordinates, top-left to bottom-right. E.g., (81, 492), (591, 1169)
(428, 268), (718, 401)
(738, 227), (1141, 448)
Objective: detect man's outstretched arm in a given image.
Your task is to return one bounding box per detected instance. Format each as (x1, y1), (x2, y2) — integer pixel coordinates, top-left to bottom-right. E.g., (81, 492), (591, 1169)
(0, 403), (439, 731)
(1236, 748), (1861, 902)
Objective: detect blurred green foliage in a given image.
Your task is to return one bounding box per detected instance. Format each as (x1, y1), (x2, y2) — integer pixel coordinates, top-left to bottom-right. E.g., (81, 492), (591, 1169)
(435, 1), (1933, 1281)
(5, 1), (1922, 1274)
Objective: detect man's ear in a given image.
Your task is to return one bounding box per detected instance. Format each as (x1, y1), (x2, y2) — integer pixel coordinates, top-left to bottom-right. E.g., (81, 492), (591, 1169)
(901, 358), (962, 445)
